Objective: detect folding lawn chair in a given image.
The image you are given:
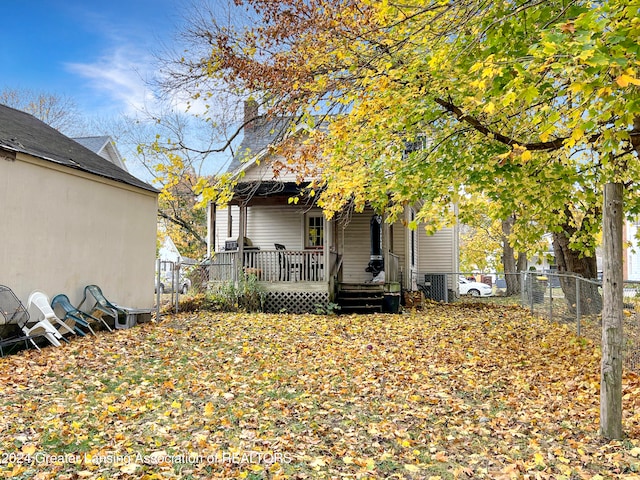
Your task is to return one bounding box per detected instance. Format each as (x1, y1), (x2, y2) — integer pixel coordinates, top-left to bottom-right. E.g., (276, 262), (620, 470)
(77, 285), (124, 330)
(0, 285), (63, 348)
(51, 294), (105, 335)
(0, 329), (45, 356)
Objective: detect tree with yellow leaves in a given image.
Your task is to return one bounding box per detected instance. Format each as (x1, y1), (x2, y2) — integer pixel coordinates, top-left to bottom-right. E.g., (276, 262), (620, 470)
(164, 0), (640, 439)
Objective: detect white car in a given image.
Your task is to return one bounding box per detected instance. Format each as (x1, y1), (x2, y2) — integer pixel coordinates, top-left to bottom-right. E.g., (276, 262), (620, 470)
(458, 277), (493, 297)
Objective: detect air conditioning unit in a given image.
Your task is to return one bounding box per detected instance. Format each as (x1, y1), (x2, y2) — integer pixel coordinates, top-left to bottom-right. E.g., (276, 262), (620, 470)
(422, 274), (448, 302)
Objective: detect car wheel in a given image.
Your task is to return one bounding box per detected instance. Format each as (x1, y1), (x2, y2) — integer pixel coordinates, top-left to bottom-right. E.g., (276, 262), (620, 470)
(468, 289), (480, 297)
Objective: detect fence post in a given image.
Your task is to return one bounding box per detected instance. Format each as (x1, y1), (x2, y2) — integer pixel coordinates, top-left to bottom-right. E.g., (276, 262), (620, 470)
(529, 272), (534, 315)
(175, 263), (180, 314)
(576, 276), (581, 337)
(156, 258), (161, 321)
(549, 274), (553, 321)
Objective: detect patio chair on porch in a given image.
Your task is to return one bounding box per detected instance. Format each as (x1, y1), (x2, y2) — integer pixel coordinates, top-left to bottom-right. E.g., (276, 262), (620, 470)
(51, 294), (103, 336)
(0, 285), (63, 348)
(275, 244), (300, 281)
(27, 291), (75, 339)
(77, 285), (125, 330)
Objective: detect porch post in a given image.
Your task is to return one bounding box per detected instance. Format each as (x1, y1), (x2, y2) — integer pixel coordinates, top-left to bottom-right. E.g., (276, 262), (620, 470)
(324, 216), (331, 282)
(238, 205), (246, 276)
(382, 213), (390, 283)
(206, 201), (216, 256)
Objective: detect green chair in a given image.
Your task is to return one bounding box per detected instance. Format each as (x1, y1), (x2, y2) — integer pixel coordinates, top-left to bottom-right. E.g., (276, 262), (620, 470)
(78, 285), (124, 330)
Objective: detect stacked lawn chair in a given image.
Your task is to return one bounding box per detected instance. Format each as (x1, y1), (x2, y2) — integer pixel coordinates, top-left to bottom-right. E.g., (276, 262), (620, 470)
(27, 291), (76, 338)
(78, 285), (127, 330)
(0, 285), (64, 351)
(51, 294), (110, 334)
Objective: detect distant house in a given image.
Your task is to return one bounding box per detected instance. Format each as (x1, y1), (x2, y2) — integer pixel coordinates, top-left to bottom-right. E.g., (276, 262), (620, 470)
(0, 104), (158, 316)
(207, 102), (459, 313)
(624, 219), (640, 281)
(73, 135), (127, 171)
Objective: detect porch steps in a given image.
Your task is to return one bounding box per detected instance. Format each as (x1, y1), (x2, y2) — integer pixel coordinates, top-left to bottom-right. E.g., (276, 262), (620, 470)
(337, 283), (384, 314)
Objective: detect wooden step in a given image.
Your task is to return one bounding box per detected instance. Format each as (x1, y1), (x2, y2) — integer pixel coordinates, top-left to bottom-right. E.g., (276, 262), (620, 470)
(336, 283), (385, 314)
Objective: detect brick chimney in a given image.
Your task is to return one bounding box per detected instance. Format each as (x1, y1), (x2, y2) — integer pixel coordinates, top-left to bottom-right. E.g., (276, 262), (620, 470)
(243, 99), (259, 131)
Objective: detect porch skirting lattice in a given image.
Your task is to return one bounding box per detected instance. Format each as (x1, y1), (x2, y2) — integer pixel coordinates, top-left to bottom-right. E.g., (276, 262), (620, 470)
(264, 291), (329, 314)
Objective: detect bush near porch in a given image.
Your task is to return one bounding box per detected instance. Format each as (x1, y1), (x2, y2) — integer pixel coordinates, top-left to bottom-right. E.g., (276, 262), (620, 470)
(1, 305), (640, 479)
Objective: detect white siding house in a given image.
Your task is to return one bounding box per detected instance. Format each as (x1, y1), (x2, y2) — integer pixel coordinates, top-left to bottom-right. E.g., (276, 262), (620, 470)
(73, 136), (127, 171)
(625, 219), (640, 281)
(208, 103), (458, 312)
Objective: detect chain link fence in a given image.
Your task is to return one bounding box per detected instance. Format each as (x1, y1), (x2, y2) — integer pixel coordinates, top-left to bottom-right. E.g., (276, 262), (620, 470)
(418, 271), (640, 373)
(159, 264), (640, 373)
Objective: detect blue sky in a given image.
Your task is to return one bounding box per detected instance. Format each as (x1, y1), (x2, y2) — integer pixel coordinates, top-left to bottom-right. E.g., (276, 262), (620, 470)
(1, 0), (184, 117)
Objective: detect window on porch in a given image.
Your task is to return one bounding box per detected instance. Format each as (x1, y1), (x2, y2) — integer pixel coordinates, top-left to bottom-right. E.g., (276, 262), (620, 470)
(306, 215), (324, 248)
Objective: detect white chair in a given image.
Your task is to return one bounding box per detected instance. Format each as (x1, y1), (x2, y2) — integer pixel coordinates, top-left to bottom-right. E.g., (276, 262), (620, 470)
(26, 291), (72, 344)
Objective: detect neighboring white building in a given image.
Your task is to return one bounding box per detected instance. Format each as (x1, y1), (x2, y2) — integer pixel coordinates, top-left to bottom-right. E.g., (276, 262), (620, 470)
(73, 136), (127, 171)
(158, 235), (183, 263)
(625, 219), (640, 281)
(0, 105), (158, 317)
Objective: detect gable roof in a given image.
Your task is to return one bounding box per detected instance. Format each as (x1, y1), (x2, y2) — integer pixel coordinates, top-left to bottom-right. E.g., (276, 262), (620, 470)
(227, 116), (293, 174)
(73, 135), (127, 170)
(0, 104), (157, 193)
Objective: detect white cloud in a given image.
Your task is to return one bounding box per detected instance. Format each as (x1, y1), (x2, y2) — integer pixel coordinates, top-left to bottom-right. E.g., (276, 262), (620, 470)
(66, 47), (157, 115)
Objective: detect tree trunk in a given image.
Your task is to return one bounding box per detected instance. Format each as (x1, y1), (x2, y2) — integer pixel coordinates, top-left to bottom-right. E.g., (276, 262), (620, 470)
(552, 220), (602, 315)
(600, 182), (624, 439)
(502, 214), (522, 295)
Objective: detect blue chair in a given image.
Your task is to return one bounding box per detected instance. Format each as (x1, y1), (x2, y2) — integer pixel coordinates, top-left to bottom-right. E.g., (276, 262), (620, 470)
(51, 294), (105, 336)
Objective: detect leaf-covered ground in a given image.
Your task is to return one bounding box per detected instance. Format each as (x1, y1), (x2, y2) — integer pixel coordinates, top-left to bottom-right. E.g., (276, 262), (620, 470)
(1, 304), (640, 479)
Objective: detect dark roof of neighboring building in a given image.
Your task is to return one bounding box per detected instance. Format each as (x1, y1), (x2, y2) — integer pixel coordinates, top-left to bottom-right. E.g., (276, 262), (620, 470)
(227, 116), (293, 173)
(0, 104), (157, 193)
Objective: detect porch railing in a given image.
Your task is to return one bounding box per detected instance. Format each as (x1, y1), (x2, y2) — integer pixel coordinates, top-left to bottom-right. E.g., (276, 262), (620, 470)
(208, 250), (326, 283)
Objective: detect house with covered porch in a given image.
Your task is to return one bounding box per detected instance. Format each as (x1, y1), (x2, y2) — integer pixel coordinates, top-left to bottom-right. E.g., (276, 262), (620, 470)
(207, 104), (459, 313)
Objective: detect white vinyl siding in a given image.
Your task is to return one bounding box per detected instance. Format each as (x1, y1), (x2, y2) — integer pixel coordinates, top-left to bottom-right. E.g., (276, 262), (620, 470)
(215, 205), (316, 251)
(418, 227), (457, 273)
(246, 207), (303, 249)
(339, 210), (375, 283)
(242, 155), (311, 183)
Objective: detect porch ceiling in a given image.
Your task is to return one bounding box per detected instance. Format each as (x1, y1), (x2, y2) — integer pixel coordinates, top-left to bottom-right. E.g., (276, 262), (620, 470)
(230, 180), (316, 206)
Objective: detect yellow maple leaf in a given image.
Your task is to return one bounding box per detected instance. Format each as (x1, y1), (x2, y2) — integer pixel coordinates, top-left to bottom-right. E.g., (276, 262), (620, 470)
(204, 402), (215, 416)
(616, 74), (640, 87)
(534, 452), (546, 466)
(21, 444), (36, 455)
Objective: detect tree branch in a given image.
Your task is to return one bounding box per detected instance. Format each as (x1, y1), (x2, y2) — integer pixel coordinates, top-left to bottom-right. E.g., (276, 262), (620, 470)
(433, 97), (567, 151)
(158, 210), (206, 246)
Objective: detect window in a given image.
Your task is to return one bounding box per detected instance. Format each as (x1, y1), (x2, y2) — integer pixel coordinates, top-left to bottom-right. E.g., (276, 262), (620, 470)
(307, 215), (324, 248)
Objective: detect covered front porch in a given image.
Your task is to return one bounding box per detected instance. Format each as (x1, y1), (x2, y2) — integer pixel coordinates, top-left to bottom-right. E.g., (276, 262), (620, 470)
(207, 185), (404, 312)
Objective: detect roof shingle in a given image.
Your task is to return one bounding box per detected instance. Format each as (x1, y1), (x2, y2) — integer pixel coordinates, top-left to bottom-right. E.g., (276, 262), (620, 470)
(0, 104), (157, 193)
